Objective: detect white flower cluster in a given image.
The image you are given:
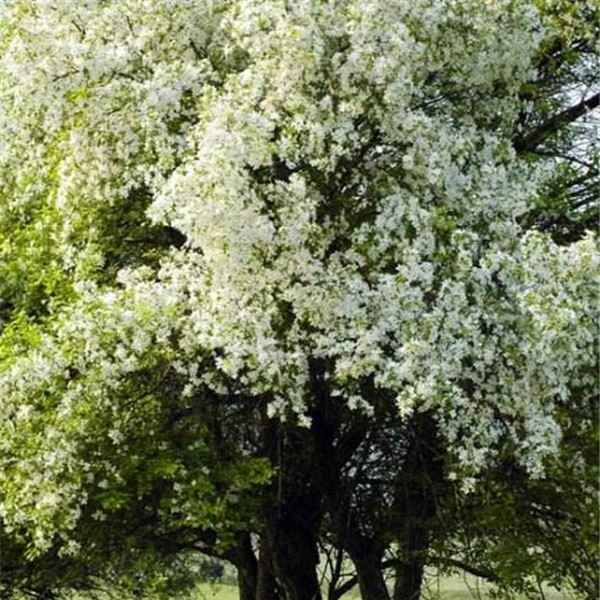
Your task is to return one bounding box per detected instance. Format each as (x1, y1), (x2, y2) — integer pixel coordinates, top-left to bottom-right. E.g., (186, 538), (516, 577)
(0, 0), (597, 551)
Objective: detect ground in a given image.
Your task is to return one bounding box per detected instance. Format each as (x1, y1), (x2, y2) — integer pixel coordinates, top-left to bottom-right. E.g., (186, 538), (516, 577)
(193, 574), (578, 600)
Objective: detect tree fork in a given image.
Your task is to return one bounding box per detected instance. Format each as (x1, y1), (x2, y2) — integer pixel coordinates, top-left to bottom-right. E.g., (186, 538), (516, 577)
(346, 536), (391, 600)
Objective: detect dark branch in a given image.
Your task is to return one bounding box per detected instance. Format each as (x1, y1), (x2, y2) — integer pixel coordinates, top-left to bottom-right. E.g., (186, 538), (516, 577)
(190, 40), (207, 60)
(514, 92), (599, 153)
(428, 556), (500, 582)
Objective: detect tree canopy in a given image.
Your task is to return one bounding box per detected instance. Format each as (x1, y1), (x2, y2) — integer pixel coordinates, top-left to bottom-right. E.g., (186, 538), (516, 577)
(0, 1), (597, 599)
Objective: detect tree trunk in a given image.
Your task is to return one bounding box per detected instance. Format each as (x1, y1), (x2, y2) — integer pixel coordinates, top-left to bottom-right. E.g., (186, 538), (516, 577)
(344, 517), (390, 600)
(259, 405), (323, 600)
(391, 413), (444, 600)
(230, 534), (258, 600)
(393, 559), (424, 600)
(354, 555), (391, 600)
(256, 537), (280, 600)
(392, 515), (429, 600)
(265, 507), (322, 600)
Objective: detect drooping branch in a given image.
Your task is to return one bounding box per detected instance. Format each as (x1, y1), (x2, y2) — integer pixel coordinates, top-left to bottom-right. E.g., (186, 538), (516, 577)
(428, 556), (500, 583)
(514, 92), (599, 153)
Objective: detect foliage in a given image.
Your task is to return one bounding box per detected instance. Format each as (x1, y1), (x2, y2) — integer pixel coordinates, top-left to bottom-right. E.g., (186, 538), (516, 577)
(0, 1), (597, 599)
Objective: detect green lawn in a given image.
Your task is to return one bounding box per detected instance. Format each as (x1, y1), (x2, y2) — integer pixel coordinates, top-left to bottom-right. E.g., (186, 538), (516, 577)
(194, 584), (239, 600)
(65, 574), (579, 600)
(419, 574), (577, 600)
(192, 576), (579, 600)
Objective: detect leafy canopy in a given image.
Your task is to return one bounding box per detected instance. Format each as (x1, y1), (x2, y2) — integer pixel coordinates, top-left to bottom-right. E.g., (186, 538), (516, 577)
(0, 0), (597, 597)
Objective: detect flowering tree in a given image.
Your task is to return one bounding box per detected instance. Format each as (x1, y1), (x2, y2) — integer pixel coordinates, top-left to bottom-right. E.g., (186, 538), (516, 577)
(0, 1), (597, 599)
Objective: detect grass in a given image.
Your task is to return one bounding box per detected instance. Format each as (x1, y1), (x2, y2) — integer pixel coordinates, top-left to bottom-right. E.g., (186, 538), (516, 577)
(64, 572), (579, 600)
(419, 573), (577, 600)
(192, 574), (579, 600)
(194, 583), (239, 600)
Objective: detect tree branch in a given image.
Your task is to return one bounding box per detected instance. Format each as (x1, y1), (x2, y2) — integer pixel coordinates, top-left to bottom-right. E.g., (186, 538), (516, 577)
(428, 556), (500, 582)
(514, 92), (599, 153)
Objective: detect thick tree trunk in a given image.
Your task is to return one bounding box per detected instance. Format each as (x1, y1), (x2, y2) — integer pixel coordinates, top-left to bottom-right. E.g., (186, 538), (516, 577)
(228, 532), (282, 600)
(391, 413), (444, 600)
(393, 560), (424, 600)
(259, 403), (324, 600)
(354, 555), (391, 600)
(234, 534), (259, 600)
(392, 517), (429, 600)
(265, 508), (322, 600)
(344, 519), (390, 600)
(256, 537), (280, 600)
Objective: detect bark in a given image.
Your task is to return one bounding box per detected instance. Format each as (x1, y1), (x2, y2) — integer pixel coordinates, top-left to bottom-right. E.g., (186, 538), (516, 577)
(265, 507), (322, 600)
(234, 534), (259, 600)
(392, 413), (445, 600)
(428, 556), (499, 582)
(256, 537), (280, 600)
(514, 92), (599, 152)
(227, 533), (281, 600)
(393, 520), (429, 600)
(259, 403), (323, 600)
(394, 558), (424, 600)
(354, 555), (391, 600)
(343, 514), (390, 600)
